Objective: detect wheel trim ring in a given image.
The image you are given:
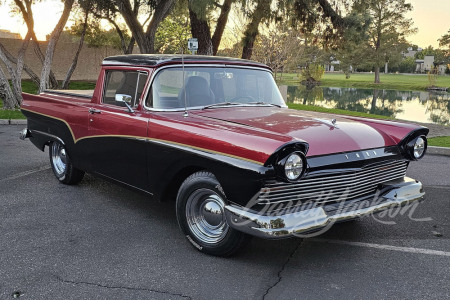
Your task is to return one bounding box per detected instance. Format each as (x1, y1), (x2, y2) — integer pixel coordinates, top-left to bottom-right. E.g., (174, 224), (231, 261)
(186, 189), (229, 245)
(51, 142), (67, 176)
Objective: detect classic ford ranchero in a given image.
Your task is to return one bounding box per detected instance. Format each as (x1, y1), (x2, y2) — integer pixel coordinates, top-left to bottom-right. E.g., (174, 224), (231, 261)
(20, 54), (428, 256)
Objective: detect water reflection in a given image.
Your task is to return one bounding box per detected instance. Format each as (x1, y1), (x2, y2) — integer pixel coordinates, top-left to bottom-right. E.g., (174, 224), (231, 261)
(283, 86), (450, 125)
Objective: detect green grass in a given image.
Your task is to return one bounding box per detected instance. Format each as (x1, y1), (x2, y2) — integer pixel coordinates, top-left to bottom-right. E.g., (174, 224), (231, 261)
(287, 103), (394, 120)
(277, 73), (450, 91)
(428, 136), (450, 147)
(21, 80), (96, 94)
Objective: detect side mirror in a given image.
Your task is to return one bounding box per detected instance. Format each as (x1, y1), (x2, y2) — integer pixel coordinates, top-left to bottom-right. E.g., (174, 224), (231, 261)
(115, 94), (134, 113)
(115, 93), (132, 104)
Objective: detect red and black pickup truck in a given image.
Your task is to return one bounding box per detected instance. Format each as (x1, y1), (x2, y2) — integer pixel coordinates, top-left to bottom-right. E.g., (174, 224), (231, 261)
(20, 54), (428, 256)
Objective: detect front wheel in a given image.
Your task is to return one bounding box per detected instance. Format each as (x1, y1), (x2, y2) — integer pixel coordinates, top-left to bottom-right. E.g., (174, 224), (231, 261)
(176, 172), (248, 256)
(49, 141), (84, 185)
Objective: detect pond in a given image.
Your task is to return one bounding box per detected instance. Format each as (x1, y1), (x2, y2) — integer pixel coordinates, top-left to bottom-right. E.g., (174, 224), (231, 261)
(280, 86), (450, 126)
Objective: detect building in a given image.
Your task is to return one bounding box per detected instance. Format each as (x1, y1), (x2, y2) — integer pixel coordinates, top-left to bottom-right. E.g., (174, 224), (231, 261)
(415, 55), (448, 75)
(0, 29), (21, 39)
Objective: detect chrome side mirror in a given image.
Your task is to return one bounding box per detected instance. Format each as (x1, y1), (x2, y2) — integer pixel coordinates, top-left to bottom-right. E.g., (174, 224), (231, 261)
(115, 94), (134, 113)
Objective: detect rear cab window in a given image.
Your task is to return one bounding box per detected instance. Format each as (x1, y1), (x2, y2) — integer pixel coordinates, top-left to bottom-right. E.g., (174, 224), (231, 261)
(103, 70), (148, 108)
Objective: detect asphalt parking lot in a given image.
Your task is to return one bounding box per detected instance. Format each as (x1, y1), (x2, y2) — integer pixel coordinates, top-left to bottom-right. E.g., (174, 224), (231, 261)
(0, 124), (449, 300)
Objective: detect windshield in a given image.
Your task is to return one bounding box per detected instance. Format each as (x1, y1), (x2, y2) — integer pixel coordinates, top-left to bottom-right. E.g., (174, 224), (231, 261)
(146, 67), (286, 109)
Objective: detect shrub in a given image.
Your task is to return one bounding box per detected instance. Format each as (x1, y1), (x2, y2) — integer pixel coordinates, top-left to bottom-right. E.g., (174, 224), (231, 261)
(300, 64), (325, 83)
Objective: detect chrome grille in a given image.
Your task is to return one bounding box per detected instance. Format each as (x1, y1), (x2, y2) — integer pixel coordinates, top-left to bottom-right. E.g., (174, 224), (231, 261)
(258, 160), (408, 206)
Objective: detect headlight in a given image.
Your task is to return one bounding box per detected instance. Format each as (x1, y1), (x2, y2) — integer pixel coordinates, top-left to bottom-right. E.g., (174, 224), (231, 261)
(284, 153), (305, 181)
(406, 135), (427, 160)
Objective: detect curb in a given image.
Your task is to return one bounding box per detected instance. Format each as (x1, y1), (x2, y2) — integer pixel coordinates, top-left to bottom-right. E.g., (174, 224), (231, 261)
(428, 146), (450, 157)
(0, 119), (27, 125)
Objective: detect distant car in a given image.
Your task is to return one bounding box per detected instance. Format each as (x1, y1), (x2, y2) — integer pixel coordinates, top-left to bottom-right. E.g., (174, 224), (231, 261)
(20, 54), (428, 256)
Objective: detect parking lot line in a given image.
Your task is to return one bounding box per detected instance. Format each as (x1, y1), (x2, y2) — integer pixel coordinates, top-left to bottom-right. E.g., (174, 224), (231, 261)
(0, 165), (50, 182)
(310, 238), (450, 257)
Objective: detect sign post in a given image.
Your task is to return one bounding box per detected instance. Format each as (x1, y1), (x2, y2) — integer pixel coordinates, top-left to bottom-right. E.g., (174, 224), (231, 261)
(188, 38), (198, 55)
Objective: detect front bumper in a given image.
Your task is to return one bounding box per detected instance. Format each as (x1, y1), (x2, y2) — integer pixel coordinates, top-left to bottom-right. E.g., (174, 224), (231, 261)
(224, 177), (424, 239)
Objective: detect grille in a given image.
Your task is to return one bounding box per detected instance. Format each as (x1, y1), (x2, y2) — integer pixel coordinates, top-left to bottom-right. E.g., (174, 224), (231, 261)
(258, 160), (408, 206)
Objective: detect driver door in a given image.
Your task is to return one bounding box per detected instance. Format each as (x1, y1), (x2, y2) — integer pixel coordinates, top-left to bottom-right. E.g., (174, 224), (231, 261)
(87, 69), (150, 190)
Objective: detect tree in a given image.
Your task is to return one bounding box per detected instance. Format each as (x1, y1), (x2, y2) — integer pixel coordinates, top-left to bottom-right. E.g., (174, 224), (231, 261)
(113, 0), (176, 54)
(438, 29), (450, 51)
(39, 0), (75, 92)
(0, 0), (75, 107)
(250, 21), (304, 78)
(61, 0), (93, 89)
(415, 46), (446, 62)
(155, 11), (191, 54)
(240, 0), (272, 59)
(188, 0), (235, 55)
(14, 0), (59, 88)
(352, 0), (416, 83)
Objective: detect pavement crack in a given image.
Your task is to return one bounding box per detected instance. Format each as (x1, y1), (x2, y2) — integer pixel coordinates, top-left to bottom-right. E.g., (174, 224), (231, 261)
(54, 275), (192, 299)
(262, 240), (302, 300)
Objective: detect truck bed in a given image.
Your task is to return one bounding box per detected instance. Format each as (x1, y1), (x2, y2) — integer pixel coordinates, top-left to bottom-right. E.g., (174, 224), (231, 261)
(42, 89), (94, 99)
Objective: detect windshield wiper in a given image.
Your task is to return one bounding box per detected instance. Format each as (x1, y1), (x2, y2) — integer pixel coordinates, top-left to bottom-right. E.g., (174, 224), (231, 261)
(203, 102), (244, 110)
(248, 101), (281, 108)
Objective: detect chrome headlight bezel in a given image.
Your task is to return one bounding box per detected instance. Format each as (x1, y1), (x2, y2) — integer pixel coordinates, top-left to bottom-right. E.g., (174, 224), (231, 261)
(405, 135), (427, 160)
(276, 151), (307, 182)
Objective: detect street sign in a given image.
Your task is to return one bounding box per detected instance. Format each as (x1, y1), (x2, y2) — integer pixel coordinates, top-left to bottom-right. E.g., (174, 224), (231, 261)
(188, 38), (198, 53)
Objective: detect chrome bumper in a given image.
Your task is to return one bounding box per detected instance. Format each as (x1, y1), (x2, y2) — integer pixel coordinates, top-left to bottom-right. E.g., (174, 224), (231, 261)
(224, 177), (424, 239)
(19, 128), (30, 140)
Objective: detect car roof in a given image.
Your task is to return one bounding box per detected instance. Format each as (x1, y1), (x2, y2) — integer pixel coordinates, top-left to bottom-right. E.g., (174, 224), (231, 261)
(102, 54), (270, 70)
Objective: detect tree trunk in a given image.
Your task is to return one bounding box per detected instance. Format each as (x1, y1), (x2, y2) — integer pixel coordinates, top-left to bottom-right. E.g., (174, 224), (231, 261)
(145, 0), (176, 54)
(61, 12), (88, 90)
(241, 0), (270, 60)
(188, 4), (213, 55)
(0, 66), (16, 109)
(39, 0), (75, 93)
(115, 0), (148, 53)
(370, 89), (378, 114)
(126, 37), (135, 54)
(14, 33), (32, 99)
(374, 65), (380, 83)
(14, 0), (58, 88)
(212, 0), (234, 55)
(115, 0), (174, 54)
(0, 46), (22, 104)
(0, 42), (40, 86)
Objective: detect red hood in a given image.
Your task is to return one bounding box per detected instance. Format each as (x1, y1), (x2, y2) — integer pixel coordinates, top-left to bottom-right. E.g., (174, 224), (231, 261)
(193, 107), (412, 157)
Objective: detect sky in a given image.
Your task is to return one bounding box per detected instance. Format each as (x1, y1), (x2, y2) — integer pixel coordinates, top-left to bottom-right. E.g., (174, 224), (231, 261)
(0, 0), (449, 48)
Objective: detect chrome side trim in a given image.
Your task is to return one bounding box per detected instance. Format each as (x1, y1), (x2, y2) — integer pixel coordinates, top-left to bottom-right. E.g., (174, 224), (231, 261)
(224, 177), (424, 239)
(29, 129), (65, 145)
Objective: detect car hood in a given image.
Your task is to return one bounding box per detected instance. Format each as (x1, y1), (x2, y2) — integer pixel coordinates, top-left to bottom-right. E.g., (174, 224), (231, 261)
(193, 107), (398, 156)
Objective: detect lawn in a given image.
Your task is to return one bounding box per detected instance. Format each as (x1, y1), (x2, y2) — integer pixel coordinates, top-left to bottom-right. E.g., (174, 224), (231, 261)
(428, 136), (450, 147)
(277, 72), (450, 91)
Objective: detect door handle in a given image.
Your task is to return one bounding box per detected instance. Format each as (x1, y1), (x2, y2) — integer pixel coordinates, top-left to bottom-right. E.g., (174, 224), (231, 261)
(89, 108), (102, 114)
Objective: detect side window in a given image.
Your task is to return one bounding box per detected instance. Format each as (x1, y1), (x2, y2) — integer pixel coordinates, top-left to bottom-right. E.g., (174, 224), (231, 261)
(103, 70), (148, 107)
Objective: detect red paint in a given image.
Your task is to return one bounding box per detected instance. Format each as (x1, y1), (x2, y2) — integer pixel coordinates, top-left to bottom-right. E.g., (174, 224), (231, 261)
(21, 61), (427, 165)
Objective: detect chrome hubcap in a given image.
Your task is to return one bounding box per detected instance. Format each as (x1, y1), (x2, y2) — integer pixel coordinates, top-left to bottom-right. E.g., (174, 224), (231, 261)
(51, 142), (67, 176)
(186, 189), (229, 244)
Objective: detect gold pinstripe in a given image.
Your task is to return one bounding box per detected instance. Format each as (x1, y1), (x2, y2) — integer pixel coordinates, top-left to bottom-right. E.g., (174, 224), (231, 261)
(21, 107), (264, 165)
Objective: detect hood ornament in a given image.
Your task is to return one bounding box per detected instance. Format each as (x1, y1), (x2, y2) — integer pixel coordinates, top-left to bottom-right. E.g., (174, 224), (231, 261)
(313, 118), (339, 129)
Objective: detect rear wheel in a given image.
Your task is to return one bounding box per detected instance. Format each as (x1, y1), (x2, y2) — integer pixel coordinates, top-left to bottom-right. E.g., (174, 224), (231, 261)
(176, 171), (248, 256)
(49, 141), (84, 184)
